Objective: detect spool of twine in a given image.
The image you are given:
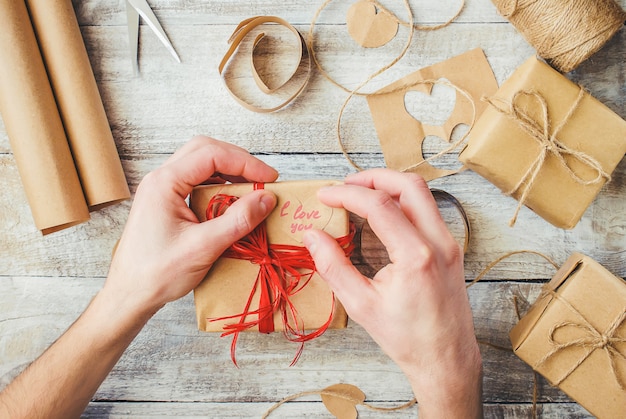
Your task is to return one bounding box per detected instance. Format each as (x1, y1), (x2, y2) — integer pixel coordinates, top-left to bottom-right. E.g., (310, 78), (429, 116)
(492, 0), (626, 72)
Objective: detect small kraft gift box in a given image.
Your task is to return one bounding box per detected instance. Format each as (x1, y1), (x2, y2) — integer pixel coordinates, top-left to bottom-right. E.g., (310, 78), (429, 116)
(510, 253), (626, 419)
(189, 180), (354, 363)
(459, 56), (626, 229)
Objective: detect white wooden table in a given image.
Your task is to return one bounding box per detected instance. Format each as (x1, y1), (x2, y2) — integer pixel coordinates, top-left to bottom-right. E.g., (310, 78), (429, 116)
(1, 1), (625, 417)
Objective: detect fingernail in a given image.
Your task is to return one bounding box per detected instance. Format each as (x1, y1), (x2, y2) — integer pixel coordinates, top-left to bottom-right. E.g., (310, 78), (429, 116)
(303, 231), (318, 253)
(317, 186), (333, 197)
(259, 192), (276, 215)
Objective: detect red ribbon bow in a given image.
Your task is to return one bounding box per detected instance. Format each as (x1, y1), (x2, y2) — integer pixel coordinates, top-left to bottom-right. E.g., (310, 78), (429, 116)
(205, 184), (355, 366)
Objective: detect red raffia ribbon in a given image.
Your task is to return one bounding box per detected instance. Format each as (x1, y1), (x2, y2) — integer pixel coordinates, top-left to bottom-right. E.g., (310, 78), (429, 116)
(206, 183), (356, 366)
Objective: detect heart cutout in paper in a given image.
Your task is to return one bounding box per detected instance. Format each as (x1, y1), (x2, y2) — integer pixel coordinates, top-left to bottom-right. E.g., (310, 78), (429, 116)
(321, 383), (366, 419)
(403, 84), (457, 127)
(346, 0), (399, 48)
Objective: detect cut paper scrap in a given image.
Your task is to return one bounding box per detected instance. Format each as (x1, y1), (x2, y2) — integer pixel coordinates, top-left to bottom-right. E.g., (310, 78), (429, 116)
(365, 48), (499, 181)
(219, 16), (312, 113)
(262, 383), (416, 419)
(347, 0), (399, 48)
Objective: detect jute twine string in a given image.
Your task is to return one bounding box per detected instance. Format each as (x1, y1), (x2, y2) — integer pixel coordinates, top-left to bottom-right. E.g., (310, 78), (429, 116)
(338, 79), (477, 172)
(534, 289), (626, 391)
(261, 389), (416, 418)
(468, 250), (559, 419)
(491, 0), (626, 72)
(307, 0), (468, 172)
(485, 88), (611, 227)
(262, 251), (557, 418)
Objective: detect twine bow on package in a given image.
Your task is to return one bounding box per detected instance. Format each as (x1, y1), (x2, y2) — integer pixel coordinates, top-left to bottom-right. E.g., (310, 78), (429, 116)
(189, 180), (355, 365)
(459, 56), (626, 229)
(510, 253), (626, 418)
(0, 0), (129, 234)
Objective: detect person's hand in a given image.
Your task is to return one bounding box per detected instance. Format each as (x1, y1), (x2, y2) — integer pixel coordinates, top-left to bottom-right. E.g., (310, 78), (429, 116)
(105, 136), (279, 316)
(303, 169), (482, 417)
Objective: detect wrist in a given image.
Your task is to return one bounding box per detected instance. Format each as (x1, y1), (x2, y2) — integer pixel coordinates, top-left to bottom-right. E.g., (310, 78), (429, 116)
(96, 276), (162, 338)
(404, 341), (483, 418)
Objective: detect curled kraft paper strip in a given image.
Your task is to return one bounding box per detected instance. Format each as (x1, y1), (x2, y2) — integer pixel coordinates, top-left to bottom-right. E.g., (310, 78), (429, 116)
(26, 0), (130, 211)
(218, 16), (312, 113)
(0, 0), (90, 234)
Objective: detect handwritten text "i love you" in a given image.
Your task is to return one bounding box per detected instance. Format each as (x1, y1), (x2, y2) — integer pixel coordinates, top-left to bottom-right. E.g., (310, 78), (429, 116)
(280, 201), (322, 234)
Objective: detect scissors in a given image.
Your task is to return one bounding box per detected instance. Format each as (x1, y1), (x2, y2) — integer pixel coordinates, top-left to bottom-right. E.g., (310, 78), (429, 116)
(126, 0), (181, 74)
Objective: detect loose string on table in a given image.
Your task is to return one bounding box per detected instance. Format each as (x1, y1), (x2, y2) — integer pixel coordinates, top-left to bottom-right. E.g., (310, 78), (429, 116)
(467, 249), (559, 419)
(307, 0), (469, 173)
(205, 184), (355, 366)
(261, 387), (417, 418)
(261, 250), (558, 418)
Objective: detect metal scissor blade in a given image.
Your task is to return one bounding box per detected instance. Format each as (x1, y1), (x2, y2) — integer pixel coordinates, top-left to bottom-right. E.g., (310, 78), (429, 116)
(126, 1), (140, 74)
(127, 0), (181, 63)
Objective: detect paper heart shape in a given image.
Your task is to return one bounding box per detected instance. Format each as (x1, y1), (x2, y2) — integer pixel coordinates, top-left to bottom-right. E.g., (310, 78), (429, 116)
(346, 0), (398, 48)
(321, 383), (366, 419)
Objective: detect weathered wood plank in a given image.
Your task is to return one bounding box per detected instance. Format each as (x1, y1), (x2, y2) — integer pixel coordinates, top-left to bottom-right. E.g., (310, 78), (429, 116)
(2, 25), (625, 155)
(82, 401), (593, 418)
(72, 0), (510, 26)
(1, 1), (625, 417)
(0, 278), (593, 410)
(1, 153), (624, 278)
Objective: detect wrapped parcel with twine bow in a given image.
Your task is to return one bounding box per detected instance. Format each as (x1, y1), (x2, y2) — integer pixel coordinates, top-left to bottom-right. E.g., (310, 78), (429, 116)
(510, 253), (626, 419)
(189, 180), (354, 365)
(459, 56), (626, 229)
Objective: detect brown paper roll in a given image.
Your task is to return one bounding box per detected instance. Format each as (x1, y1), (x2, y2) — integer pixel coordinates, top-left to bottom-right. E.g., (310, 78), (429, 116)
(0, 0), (90, 234)
(26, 0), (130, 211)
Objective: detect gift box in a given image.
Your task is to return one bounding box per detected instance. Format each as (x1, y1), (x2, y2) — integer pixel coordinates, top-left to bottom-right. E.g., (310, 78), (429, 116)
(510, 253), (626, 419)
(189, 180), (352, 337)
(459, 56), (626, 229)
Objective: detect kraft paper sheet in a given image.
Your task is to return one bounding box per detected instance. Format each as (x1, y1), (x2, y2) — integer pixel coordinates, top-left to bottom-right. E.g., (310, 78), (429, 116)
(366, 48), (499, 181)
(26, 0), (130, 211)
(0, 0), (129, 234)
(0, 0), (89, 234)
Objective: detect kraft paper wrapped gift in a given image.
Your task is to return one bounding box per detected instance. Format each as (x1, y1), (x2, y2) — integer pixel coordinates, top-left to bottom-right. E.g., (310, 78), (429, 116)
(189, 180), (351, 334)
(510, 253), (626, 419)
(459, 56), (626, 229)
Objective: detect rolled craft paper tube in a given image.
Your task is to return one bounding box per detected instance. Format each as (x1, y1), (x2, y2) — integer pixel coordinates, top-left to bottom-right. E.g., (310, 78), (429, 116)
(26, 0), (130, 211)
(0, 0), (90, 234)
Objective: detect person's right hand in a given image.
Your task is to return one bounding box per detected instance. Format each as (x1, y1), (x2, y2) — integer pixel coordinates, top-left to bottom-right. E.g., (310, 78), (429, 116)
(303, 169), (482, 418)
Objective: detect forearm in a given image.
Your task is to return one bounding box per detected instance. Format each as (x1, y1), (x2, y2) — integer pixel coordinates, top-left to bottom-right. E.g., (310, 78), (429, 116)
(0, 284), (156, 419)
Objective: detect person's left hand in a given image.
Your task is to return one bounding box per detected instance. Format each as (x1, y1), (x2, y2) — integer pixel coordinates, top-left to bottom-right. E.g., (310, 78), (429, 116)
(105, 136), (279, 315)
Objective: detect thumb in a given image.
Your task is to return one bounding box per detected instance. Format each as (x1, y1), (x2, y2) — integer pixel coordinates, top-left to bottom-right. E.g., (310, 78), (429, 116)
(303, 229), (375, 316)
(190, 190), (276, 262)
